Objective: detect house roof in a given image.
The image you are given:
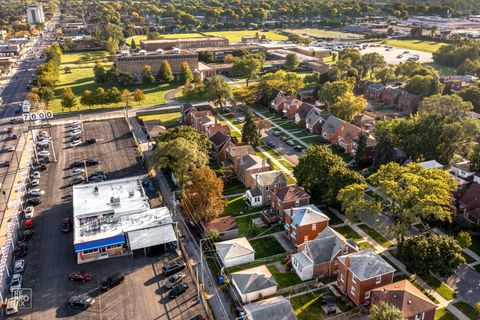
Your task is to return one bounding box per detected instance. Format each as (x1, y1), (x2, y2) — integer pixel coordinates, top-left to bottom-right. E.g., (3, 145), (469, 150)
(250, 170), (287, 188)
(459, 183), (480, 211)
(273, 185), (310, 202)
(181, 103), (194, 114)
(368, 82), (386, 91)
(210, 131), (229, 148)
(216, 237), (254, 261)
(232, 265), (277, 294)
(322, 115), (345, 135)
(338, 250), (395, 281)
(337, 121), (363, 144)
(418, 160), (444, 170)
(239, 154), (268, 170)
(227, 145), (256, 159)
(306, 108), (329, 127)
(191, 110), (213, 119)
(208, 124), (231, 137)
(372, 280), (437, 318)
(302, 227), (349, 265)
(243, 296), (297, 320)
(296, 103), (315, 120)
(206, 216), (238, 233)
(289, 205), (329, 227)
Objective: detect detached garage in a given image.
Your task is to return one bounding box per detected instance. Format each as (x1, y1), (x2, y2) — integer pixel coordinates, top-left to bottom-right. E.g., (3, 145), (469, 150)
(215, 237), (255, 268)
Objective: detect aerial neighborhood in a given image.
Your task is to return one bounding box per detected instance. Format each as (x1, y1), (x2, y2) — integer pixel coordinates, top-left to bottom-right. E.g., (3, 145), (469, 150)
(0, 0), (480, 319)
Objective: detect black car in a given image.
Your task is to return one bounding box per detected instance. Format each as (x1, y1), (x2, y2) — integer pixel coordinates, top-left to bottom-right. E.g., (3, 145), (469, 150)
(162, 262), (186, 276)
(61, 218), (72, 233)
(32, 164), (47, 171)
(17, 230), (34, 243)
(85, 138), (97, 145)
(2, 161), (10, 167)
(89, 171), (105, 179)
(69, 177), (85, 186)
(266, 141), (275, 148)
(85, 159), (99, 166)
(168, 283), (188, 299)
(68, 295), (95, 309)
(100, 272), (125, 291)
(69, 160), (84, 169)
(293, 145), (304, 152)
(26, 197), (41, 206)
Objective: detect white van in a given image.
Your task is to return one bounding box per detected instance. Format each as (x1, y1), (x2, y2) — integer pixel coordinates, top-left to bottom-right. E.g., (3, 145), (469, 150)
(5, 296), (19, 315)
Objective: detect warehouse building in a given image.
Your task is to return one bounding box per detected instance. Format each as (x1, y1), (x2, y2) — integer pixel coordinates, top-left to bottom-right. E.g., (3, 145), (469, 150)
(72, 176), (177, 264)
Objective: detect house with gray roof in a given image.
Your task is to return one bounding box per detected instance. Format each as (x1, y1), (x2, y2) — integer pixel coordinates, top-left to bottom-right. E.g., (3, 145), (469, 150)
(284, 204), (330, 246)
(292, 227), (358, 280)
(237, 154), (271, 188)
(243, 296), (297, 320)
(246, 170), (287, 207)
(337, 250), (396, 306)
(215, 237), (255, 268)
(232, 265), (278, 303)
(304, 107), (329, 134)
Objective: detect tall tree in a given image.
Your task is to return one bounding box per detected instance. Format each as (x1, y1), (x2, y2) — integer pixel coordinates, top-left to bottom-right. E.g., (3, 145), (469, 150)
(182, 167), (227, 223)
(38, 86), (54, 108)
(404, 75), (443, 97)
(324, 166), (364, 209)
(156, 126), (211, 155)
(361, 52), (386, 77)
(159, 60), (174, 82)
(179, 61), (194, 85)
(370, 301), (403, 320)
(338, 162), (457, 252)
(94, 87), (107, 107)
(142, 65), (155, 84)
(318, 80), (353, 106)
(401, 233), (465, 277)
(93, 63), (108, 83)
(80, 90), (95, 109)
(373, 123), (398, 169)
(61, 87), (77, 111)
(122, 89), (132, 107)
(331, 92), (367, 122)
(241, 108), (261, 147)
(232, 54), (263, 87)
(469, 145), (480, 173)
(354, 132), (370, 166)
(205, 76), (232, 113)
(107, 86), (122, 105)
(456, 85), (480, 113)
(256, 70), (304, 104)
(284, 52), (300, 70)
(130, 38), (137, 50)
(105, 36), (119, 54)
(133, 88), (145, 106)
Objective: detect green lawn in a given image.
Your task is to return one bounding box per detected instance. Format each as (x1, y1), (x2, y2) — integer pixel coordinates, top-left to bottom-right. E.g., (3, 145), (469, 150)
(290, 291), (328, 320)
(422, 274), (456, 301)
(267, 264), (302, 288)
(250, 236), (285, 259)
(286, 28), (364, 39)
(126, 33), (205, 44)
(357, 224), (394, 248)
(236, 213), (283, 238)
(469, 234), (480, 256)
(138, 112), (181, 125)
(462, 251), (476, 265)
(223, 179), (246, 196)
(383, 39), (447, 53)
(223, 195), (259, 216)
(453, 302), (479, 320)
(426, 62), (457, 76)
(435, 308), (459, 320)
(49, 51), (179, 114)
(333, 225), (363, 241)
(203, 30), (287, 43)
(357, 241), (376, 251)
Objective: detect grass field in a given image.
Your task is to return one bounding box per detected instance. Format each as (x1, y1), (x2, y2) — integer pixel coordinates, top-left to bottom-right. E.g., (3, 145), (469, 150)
(422, 274), (456, 301)
(383, 39), (447, 53)
(203, 30), (288, 43)
(286, 28), (364, 39)
(138, 112), (181, 125)
(333, 225), (363, 241)
(250, 236), (285, 259)
(435, 308), (459, 320)
(126, 33), (205, 44)
(49, 51), (179, 114)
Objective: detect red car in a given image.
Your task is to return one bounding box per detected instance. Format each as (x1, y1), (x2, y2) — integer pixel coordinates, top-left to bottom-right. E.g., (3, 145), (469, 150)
(24, 219), (34, 230)
(69, 271), (93, 283)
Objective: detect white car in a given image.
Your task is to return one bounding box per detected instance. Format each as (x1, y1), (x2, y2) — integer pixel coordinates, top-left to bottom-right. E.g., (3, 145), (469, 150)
(28, 188), (45, 196)
(10, 273), (22, 293)
(31, 171), (40, 179)
(37, 150), (50, 157)
(36, 140), (49, 147)
(4, 146), (14, 152)
(5, 296), (19, 315)
(24, 206), (34, 219)
(67, 169), (84, 177)
(68, 125), (82, 132)
(70, 140), (82, 148)
(30, 179), (39, 187)
(69, 130), (83, 137)
(66, 121), (80, 127)
(14, 260), (25, 273)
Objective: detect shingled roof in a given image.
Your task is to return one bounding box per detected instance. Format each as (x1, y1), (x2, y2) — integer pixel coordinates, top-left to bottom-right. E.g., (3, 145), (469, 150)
(272, 185), (310, 202)
(338, 250), (395, 280)
(232, 265), (277, 294)
(243, 296), (296, 320)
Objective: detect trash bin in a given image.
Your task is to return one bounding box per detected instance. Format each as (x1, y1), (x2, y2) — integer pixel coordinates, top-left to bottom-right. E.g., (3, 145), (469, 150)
(217, 274), (224, 284)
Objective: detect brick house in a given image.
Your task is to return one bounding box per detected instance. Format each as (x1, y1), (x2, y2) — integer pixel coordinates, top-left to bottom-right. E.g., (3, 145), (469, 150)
(274, 97), (304, 120)
(181, 103), (195, 124)
(294, 102), (315, 126)
(458, 182), (480, 227)
(207, 124), (230, 138)
(270, 185), (311, 219)
(246, 170), (287, 208)
(283, 204), (330, 247)
(269, 90), (288, 110)
(190, 110), (213, 132)
(379, 87), (402, 106)
(292, 227), (358, 280)
(227, 145), (256, 173)
(210, 131), (231, 163)
(364, 83), (385, 101)
(337, 250), (396, 306)
(236, 154), (271, 188)
(305, 108), (329, 134)
(397, 91), (421, 114)
(321, 116), (364, 153)
(371, 280), (437, 320)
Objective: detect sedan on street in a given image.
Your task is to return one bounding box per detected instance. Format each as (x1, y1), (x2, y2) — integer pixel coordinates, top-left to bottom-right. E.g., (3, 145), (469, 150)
(28, 188), (45, 196)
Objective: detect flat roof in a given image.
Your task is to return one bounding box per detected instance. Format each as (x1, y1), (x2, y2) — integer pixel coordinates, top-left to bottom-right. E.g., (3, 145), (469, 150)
(141, 36), (226, 44)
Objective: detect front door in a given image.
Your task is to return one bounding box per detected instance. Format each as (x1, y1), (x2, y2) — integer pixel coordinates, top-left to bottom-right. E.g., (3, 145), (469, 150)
(99, 247), (108, 257)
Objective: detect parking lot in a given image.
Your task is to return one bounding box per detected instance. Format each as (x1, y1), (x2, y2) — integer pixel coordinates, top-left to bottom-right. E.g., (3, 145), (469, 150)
(361, 44), (432, 65)
(11, 118), (205, 319)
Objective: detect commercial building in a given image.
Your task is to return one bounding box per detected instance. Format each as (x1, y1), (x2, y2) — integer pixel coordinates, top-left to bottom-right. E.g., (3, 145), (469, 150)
(72, 176), (177, 264)
(141, 37), (229, 51)
(191, 44), (266, 61)
(27, 4), (45, 25)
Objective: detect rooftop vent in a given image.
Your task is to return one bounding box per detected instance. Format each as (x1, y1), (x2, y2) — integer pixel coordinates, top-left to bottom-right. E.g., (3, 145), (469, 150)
(110, 196), (120, 206)
(94, 186), (99, 193)
(129, 190), (135, 197)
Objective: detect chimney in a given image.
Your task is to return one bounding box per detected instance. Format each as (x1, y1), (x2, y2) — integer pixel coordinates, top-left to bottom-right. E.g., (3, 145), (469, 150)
(345, 257), (350, 268)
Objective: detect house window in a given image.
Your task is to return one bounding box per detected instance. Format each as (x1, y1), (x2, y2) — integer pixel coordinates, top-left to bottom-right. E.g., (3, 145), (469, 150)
(343, 246), (348, 254)
(304, 235), (308, 242)
(352, 275), (357, 284)
(340, 273), (344, 282)
(365, 291), (370, 300)
(375, 276), (381, 284)
(350, 286), (356, 296)
(295, 200), (300, 206)
(312, 223), (316, 231)
(415, 313), (424, 320)
(265, 186), (269, 191)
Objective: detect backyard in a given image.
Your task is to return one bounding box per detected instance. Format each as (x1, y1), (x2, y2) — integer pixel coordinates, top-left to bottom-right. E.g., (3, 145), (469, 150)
(250, 236), (285, 259)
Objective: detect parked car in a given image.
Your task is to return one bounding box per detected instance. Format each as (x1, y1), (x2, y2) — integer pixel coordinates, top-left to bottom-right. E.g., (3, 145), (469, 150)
(165, 273), (185, 289)
(272, 130), (281, 136)
(28, 188), (45, 196)
(69, 160), (84, 169)
(37, 150), (50, 157)
(280, 136), (289, 142)
(66, 121), (80, 127)
(69, 177), (85, 186)
(293, 145), (304, 152)
(67, 125), (82, 132)
(266, 141), (276, 148)
(168, 283), (189, 299)
(89, 171), (105, 179)
(162, 262), (186, 276)
(24, 206), (34, 219)
(32, 164), (46, 171)
(26, 197), (41, 206)
(67, 169), (84, 177)
(69, 130), (83, 137)
(100, 272), (125, 291)
(90, 175), (106, 183)
(4, 145), (14, 152)
(69, 271), (93, 283)
(2, 161), (10, 167)
(24, 219), (34, 230)
(85, 138), (97, 145)
(10, 273), (22, 293)
(70, 140), (82, 148)
(31, 171), (40, 179)
(5, 297), (19, 315)
(14, 260), (25, 273)
(17, 230), (34, 243)
(13, 244), (27, 257)
(61, 218), (72, 233)
(85, 159), (99, 166)
(285, 139), (295, 146)
(68, 295), (95, 309)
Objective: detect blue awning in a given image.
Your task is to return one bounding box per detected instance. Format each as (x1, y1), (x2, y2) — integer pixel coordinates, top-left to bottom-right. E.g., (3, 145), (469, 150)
(74, 234), (125, 253)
